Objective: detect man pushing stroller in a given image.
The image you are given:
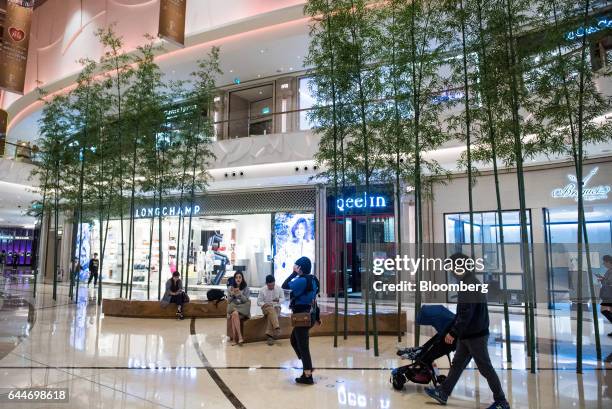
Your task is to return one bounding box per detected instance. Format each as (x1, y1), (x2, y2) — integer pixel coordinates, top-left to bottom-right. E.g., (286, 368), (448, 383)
(424, 253), (510, 409)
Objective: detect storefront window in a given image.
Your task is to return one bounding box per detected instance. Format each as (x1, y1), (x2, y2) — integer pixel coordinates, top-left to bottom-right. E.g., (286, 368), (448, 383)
(85, 213), (275, 294)
(0, 227), (36, 268)
(298, 77), (317, 130)
(326, 187), (395, 299)
(228, 84), (274, 138)
(444, 210), (533, 305)
(544, 205), (612, 306)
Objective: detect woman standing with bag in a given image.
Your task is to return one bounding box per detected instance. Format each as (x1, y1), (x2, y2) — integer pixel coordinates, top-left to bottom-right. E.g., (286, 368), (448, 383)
(282, 256), (319, 385)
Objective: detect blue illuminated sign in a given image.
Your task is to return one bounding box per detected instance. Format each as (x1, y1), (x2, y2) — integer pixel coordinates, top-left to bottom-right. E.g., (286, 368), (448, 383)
(335, 192), (389, 213)
(328, 186), (394, 216)
(565, 17), (612, 41)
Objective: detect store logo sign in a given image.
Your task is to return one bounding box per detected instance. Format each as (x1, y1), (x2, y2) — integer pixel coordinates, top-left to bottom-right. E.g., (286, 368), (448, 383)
(134, 205), (201, 218)
(565, 17), (612, 41)
(551, 167), (610, 202)
(336, 193), (387, 212)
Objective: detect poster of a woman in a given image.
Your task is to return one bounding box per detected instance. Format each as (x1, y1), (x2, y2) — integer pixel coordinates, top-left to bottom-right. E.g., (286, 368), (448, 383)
(274, 213), (315, 284)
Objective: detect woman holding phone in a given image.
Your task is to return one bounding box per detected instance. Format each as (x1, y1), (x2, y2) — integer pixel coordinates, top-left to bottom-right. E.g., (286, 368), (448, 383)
(226, 271), (251, 345)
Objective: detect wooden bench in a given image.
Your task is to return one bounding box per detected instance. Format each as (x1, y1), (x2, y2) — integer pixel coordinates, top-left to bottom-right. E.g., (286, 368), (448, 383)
(102, 298), (227, 318)
(239, 311), (407, 343)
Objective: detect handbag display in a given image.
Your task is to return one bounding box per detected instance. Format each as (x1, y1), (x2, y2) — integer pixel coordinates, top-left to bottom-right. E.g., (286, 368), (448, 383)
(291, 312), (312, 327)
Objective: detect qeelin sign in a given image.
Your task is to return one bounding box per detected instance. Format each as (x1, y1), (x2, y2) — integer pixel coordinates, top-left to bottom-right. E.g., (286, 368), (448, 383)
(0, 2), (33, 94)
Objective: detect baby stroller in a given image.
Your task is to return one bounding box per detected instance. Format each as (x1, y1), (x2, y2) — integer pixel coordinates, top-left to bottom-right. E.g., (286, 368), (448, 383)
(391, 305), (456, 391)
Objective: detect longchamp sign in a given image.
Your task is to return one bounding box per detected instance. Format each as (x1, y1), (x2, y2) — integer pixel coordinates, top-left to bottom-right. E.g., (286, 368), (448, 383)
(134, 205), (201, 219)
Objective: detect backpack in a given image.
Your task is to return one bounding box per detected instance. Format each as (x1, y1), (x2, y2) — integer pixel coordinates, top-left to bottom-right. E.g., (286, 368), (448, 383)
(207, 289), (226, 305)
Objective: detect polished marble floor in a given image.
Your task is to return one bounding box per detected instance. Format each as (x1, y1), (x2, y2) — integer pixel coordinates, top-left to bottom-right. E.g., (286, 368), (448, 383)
(0, 274), (610, 409)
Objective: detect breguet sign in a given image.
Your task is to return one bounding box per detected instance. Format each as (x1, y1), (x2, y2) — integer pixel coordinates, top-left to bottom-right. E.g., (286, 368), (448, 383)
(551, 167), (610, 202)
(0, 1), (33, 94)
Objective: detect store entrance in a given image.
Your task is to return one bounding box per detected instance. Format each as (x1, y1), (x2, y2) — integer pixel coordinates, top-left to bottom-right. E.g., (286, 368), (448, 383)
(543, 205), (612, 307)
(326, 216), (395, 298)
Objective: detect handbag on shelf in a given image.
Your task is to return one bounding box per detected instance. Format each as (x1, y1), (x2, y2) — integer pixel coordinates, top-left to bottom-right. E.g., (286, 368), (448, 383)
(291, 312), (312, 327)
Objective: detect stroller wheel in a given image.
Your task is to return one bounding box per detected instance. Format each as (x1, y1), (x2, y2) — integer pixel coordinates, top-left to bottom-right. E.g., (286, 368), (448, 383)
(391, 374), (406, 391)
(436, 375), (447, 383)
(391, 368), (406, 391)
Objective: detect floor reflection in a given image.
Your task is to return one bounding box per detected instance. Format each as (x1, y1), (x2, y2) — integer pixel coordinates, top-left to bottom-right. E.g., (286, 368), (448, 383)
(0, 278), (609, 408)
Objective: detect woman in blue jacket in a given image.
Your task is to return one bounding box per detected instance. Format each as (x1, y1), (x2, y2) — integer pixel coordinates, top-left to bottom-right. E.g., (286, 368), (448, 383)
(282, 256), (318, 385)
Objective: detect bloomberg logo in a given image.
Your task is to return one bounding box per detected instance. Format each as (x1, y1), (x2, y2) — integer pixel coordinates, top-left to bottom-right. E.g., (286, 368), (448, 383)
(336, 193), (388, 212)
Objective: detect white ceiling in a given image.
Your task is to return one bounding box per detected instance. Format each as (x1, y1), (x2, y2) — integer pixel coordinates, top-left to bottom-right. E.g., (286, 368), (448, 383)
(0, 181), (38, 228)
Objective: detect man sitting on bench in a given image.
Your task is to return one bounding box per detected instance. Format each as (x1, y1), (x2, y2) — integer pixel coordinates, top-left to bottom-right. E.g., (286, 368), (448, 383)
(258, 274), (284, 345)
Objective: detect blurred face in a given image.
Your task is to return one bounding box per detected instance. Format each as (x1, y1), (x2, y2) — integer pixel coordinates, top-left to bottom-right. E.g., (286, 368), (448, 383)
(173, 275), (179, 281)
(235, 273), (243, 286)
(296, 223), (306, 240)
(267, 282), (275, 290)
(293, 264), (302, 275)
(604, 259), (612, 269)
(94, 254), (98, 259)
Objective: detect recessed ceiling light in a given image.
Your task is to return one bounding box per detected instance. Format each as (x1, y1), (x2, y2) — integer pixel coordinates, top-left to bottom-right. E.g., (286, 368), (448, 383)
(229, 69), (233, 73)
(289, 67), (293, 71)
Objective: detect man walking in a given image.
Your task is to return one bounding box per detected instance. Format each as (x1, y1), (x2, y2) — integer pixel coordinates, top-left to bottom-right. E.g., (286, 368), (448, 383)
(258, 274), (284, 345)
(425, 253), (510, 409)
(87, 253), (99, 287)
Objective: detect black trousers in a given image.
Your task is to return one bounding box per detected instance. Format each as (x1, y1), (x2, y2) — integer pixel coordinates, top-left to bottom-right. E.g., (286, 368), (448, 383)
(440, 335), (505, 402)
(170, 293), (187, 310)
(88, 271), (98, 286)
(290, 326), (313, 371)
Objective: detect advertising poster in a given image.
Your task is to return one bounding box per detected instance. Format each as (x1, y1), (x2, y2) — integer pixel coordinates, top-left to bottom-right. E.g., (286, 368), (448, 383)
(0, 1), (33, 94)
(158, 0), (187, 46)
(273, 213), (315, 284)
(0, 109), (7, 157)
(74, 223), (91, 282)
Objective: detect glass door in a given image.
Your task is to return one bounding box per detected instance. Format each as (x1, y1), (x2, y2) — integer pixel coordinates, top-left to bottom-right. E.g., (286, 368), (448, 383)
(326, 215), (395, 298)
(444, 210), (533, 305)
(543, 205), (612, 308)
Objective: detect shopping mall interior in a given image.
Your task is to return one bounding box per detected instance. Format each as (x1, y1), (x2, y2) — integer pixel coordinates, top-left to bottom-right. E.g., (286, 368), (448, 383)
(0, 0), (611, 408)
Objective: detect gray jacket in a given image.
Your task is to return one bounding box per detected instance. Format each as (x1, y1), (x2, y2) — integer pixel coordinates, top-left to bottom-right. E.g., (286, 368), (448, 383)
(161, 278), (183, 307)
(226, 286), (250, 304)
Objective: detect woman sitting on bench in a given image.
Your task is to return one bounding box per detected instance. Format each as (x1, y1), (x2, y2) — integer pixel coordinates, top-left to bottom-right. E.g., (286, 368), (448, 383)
(227, 271), (251, 345)
(161, 271), (189, 319)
